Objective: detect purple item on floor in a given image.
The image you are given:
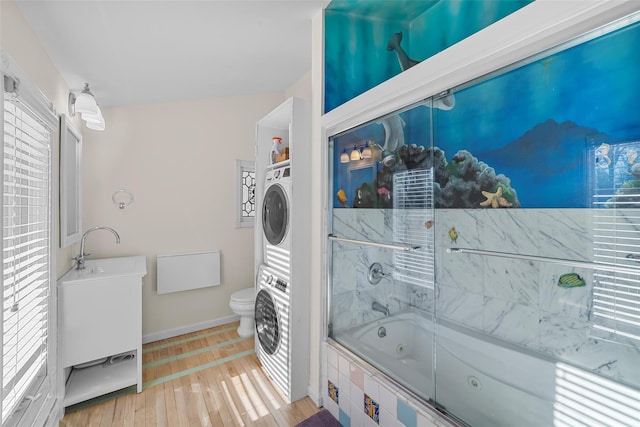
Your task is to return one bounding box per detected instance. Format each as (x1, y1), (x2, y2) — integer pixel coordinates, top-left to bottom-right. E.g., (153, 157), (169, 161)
(295, 409), (342, 427)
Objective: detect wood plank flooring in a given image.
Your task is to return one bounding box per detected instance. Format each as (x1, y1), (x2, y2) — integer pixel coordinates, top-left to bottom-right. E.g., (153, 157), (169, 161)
(59, 322), (320, 427)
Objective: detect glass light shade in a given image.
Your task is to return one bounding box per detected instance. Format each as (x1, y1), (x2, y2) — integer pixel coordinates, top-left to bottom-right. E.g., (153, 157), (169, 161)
(86, 119), (105, 131)
(340, 152), (350, 163)
(362, 146), (372, 158)
(85, 110), (106, 131)
(350, 149), (361, 161)
(81, 106), (103, 123)
(74, 91), (99, 115)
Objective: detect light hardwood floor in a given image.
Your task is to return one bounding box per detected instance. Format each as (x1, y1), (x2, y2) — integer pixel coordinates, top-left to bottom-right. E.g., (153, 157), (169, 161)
(59, 321), (320, 427)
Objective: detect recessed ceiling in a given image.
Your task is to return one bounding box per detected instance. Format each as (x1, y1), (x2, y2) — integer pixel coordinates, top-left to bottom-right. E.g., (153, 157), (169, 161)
(16, 0), (329, 108)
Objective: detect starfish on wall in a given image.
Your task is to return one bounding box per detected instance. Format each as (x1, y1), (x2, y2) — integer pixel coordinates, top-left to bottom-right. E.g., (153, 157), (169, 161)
(480, 186), (513, 208)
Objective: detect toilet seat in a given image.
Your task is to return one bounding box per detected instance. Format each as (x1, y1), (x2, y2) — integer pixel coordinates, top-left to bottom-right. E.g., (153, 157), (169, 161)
(231, 287), (255, 303)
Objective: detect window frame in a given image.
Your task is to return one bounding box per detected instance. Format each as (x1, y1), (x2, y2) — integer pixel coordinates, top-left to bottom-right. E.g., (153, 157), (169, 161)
(59, 114), (82, 248)
(236, 159), (256, 228)
(1, 49), (59, 427)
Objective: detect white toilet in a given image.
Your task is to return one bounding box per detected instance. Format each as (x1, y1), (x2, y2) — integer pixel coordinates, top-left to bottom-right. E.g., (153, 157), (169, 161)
(229, 287), (256, 338)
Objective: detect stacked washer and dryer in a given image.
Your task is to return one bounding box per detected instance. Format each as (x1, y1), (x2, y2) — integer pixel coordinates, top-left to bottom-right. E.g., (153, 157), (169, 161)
(254, 97), (311, 403)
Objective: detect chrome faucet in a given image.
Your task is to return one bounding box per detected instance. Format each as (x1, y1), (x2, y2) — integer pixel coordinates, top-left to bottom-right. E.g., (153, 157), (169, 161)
(74, 226), (120, 269)
(372, 301), (390, 316)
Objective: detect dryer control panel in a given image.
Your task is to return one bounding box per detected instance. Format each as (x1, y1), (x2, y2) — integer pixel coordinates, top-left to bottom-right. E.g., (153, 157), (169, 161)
(266, 166), (290, 183)
(266, 274), (288, 293)
(274, 278), (288, 293)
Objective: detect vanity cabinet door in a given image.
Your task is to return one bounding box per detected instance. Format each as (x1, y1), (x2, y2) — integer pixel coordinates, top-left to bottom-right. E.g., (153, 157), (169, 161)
(59, 277), (142, 368)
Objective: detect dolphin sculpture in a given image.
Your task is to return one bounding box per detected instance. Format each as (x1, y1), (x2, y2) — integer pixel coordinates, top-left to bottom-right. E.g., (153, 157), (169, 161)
(387, 32), (420, 71)
(376, 114), (406, 152)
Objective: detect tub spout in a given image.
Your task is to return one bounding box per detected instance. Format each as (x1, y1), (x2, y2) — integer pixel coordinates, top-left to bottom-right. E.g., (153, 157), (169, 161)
(372, 301), (390, 316)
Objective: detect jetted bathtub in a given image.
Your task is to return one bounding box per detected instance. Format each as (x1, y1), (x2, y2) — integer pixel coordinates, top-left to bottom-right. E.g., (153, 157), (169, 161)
(333, 310), (559, 426)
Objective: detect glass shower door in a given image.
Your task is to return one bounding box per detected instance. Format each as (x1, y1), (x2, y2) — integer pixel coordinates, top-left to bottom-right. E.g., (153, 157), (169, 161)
(327, 102), (437, 402)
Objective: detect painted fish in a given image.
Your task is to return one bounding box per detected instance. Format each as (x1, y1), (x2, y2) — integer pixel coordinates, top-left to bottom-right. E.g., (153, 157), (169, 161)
(557, 273), (586, 288)
(336, 189), (348, 208)
(448, 227), (458, 243)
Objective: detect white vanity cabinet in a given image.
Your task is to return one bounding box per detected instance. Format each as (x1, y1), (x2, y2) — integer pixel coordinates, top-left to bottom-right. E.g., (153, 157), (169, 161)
(58, 256), (146, 407)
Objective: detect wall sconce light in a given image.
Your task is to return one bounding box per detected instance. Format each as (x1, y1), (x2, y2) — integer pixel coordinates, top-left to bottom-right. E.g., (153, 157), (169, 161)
(350, 147), (362, 161)
(69, 83), (106, 131)
(362, 142), (372, 159)
(341, 141), (380, 164)
(340, 149), (350, 163)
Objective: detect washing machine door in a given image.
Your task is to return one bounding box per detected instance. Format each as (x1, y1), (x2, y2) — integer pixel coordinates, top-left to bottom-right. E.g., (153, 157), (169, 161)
(255, 289), (280, 355)
(262, 183), (288, 246)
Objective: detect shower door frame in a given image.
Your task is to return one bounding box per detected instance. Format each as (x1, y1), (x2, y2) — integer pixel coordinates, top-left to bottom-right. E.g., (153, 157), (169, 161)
(319, 0), (640, 412)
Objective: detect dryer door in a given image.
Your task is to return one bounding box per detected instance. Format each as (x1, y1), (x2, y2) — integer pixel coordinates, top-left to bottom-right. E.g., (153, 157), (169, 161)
(262, 183), (289, 246)
(255, 289), (280, 355)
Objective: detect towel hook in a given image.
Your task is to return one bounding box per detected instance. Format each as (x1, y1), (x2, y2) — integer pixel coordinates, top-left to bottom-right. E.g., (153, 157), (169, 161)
(112, 189), (134, 209)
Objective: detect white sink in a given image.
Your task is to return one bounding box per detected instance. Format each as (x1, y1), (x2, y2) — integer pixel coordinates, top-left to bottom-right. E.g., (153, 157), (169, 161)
(60, 255), (147, 285)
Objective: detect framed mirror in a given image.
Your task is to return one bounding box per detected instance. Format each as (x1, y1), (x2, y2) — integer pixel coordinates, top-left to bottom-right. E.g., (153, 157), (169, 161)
(59, 114), (82, 247)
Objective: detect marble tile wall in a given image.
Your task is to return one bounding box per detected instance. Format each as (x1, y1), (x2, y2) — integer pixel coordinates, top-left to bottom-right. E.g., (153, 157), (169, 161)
(331, 206), (640, 392)
(435, 208), (639, 388)
(331, 209), (432, 332)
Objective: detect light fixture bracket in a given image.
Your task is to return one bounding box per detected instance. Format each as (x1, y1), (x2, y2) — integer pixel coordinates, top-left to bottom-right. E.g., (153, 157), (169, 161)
(68, 92), (77, 116)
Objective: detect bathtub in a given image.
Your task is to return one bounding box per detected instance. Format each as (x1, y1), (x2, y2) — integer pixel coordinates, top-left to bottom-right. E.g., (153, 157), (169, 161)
(332, 310), (558, 426)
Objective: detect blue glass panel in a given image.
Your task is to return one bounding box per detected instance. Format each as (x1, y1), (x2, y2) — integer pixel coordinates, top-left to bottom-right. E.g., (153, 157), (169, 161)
(325, 0), (532, 112)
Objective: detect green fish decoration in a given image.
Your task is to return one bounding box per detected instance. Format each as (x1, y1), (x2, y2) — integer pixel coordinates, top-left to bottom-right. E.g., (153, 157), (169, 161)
(557, 273), (586, 288)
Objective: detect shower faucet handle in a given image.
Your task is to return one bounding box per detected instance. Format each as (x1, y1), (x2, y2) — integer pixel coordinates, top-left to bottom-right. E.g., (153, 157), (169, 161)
(368, 262), (389, 285)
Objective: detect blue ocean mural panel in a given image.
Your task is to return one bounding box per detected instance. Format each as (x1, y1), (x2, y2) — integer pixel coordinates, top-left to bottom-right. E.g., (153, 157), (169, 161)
(331, 18), (640, 209)
(435, 19), (640, 208)
(324, 0), (532, 112)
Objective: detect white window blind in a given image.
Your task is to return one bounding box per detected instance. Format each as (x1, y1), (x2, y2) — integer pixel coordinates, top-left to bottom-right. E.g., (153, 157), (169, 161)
(392, 169), (434, 288)
(591, 208), (640, 345)
(2, 78), (52, 424)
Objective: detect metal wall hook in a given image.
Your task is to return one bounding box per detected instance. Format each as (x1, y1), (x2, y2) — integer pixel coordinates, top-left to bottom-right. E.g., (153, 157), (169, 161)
(112, 189), (134, 209)
(368, 262), (390, 285)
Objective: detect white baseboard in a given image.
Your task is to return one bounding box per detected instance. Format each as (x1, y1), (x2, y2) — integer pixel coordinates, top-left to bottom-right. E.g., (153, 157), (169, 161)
(307, 385), (321, 407)
(143, 314), (240, 344)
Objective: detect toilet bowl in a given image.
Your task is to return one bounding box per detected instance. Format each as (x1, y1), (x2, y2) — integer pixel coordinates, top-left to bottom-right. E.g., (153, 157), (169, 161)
(229, 287), (256, 338)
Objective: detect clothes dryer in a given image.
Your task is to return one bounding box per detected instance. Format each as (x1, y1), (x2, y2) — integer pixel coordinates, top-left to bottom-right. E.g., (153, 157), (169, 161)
(262, 165), (291, 277)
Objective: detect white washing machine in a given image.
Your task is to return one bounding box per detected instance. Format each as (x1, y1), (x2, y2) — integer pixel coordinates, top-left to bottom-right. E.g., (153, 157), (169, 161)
(262, 165), (291, 277)
(255, 264), (290, 398)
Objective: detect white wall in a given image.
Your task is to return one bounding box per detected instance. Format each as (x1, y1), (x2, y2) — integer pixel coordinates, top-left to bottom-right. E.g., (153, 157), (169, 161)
(2, 0), (321, 398)
(0, 0), (81, 279)
(285, 70), (311, 102)
(81, 93), (287, 337)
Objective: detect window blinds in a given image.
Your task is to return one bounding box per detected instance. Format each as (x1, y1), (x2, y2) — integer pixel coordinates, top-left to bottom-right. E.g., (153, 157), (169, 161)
(591, 207), (640, 345)
(392, 169), (434, 288)
(2, 87), (51, 423)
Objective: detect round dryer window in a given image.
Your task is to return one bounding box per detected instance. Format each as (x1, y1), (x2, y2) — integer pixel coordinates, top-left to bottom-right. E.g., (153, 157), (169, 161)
(255, 289), (280, 355)
(262, 184), (288, 246)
